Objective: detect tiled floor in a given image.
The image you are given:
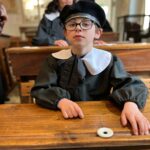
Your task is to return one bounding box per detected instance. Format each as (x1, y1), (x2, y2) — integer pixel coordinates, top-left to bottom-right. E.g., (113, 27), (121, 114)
(5, 85), (20, 104)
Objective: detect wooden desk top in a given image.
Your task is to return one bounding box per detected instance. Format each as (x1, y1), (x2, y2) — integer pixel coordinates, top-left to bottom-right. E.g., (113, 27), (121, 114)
(0, 100), (150, 150)
(6, 43), (150, 53)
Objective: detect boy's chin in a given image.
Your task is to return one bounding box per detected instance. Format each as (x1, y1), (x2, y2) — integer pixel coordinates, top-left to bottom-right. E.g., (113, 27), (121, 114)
(72, 41), (86, 48)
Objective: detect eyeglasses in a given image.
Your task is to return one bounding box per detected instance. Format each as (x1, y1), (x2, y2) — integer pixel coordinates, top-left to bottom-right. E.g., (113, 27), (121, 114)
(65, 19), (94, 31)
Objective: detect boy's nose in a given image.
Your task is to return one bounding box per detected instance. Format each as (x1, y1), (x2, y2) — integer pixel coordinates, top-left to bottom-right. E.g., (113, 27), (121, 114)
(75, 24), (82, 31)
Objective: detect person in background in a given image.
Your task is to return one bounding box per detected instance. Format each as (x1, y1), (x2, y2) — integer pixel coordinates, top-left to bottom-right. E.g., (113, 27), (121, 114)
(31, 1), (149, 135)
(0, 3), (8, 103)
(0, 3), (7, 33)
(32, 0), (76, 46)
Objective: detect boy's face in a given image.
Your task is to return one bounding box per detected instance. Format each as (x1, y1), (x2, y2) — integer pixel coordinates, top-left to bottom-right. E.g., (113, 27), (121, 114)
(64, 17), (102, 51)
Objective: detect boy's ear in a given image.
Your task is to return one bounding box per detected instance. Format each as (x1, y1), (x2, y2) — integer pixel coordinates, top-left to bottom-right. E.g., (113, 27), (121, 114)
(94, 28), (103, 40)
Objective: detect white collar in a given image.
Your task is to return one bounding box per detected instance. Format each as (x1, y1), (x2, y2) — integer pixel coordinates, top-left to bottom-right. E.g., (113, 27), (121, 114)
(45, 12), (60, 21)
(51, 48), (112, 75)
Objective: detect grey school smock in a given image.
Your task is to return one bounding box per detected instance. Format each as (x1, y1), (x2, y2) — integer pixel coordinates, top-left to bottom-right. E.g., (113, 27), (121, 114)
(31, 48), (148, 109)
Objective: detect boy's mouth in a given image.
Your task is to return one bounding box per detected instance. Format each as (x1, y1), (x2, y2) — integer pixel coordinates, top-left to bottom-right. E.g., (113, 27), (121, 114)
(74, 35), (85, 39)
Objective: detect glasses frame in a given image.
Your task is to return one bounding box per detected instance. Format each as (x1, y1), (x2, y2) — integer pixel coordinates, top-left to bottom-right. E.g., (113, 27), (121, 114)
(65, 19), (94, 31)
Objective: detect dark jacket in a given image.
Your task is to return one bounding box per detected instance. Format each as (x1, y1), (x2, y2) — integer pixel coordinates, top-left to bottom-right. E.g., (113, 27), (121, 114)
(32, 14), (67, 46)
(31, 49), (148, 110)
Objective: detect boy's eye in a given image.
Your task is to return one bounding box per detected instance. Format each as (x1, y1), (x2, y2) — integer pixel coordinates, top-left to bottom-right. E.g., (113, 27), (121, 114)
(82, 22), (91, 27)
(67, 23), (76, 27)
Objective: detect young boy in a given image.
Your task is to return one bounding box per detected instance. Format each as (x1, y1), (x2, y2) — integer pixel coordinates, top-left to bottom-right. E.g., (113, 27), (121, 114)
(31, 1), (150, 135)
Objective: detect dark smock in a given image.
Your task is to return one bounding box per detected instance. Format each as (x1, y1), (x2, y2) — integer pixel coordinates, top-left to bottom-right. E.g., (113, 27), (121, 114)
(31, 53), (148, 110)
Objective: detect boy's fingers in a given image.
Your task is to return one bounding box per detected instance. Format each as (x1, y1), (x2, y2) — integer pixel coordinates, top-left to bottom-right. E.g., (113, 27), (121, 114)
(144, 121), (149, 135)
(74, 103), (84, 119)
(136, 117), (144, 135)
(121, 113), (127, 126)
(71, 105), (78, 117)
(62, 110), (69, 119)
(56, 41), (63, 46)
(148, 121), (150, 130)
(60, 41), (68, 46)
(128, 117), (138, 135)
(66, 110), (74, 118)
(144, 118), (150, 135)
(79, 111), (84, 119)
(145, 118), (150, 129)
(55, 40), (68, 46)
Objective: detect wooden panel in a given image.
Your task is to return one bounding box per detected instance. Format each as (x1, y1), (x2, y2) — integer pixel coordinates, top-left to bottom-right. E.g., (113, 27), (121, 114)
(6, 46), (66, 80)
(0, 100), (150, 149)
(6, 43), (150, 80)
(20, 80), (34, 97)
(100, 32), (119, 42)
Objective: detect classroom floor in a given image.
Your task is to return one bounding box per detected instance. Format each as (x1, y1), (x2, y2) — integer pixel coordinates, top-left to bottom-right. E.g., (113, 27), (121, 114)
(6, 86), (20, 104)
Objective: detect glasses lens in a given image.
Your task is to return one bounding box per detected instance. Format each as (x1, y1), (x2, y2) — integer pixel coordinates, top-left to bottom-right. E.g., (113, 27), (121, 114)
(81, 20), (93, 30)
(65, 22), (76, 31)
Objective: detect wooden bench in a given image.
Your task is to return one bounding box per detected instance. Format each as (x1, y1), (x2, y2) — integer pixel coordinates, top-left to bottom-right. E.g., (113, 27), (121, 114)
(100, 32), (119, 42)
(6, 46), (65, 103)
(0, 37), (13, 94)
(6, 43), (150, 103)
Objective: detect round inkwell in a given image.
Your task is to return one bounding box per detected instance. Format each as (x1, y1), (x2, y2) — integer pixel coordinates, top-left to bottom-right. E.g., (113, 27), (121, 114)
(97, 127), (114, 138)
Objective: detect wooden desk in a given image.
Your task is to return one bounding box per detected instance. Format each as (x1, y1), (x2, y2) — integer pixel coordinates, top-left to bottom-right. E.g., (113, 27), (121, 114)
(0, 100), (150, 150)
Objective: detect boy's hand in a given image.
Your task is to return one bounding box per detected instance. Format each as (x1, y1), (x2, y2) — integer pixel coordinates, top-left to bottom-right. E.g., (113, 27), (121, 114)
(121, 101), (150, 135)
(54, 40), (68, 47)
(57, 98), (84, 119)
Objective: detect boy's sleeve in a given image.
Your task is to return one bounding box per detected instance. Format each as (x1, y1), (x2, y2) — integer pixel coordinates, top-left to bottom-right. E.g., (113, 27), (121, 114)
(31, 56), (71, 109)
(109, 56), (148, 109)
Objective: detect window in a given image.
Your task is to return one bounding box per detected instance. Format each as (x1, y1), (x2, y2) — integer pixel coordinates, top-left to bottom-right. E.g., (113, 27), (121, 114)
(22, 0), (50, 23)
(22, 0), (112, 23)
(143, 0), (150, 30)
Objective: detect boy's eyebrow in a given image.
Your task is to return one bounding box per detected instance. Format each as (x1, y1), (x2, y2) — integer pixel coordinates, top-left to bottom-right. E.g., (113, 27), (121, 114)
(66, 18), (92, 23)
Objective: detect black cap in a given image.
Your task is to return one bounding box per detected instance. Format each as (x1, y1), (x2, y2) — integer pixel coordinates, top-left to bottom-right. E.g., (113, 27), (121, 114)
(60, 1), (106, 28)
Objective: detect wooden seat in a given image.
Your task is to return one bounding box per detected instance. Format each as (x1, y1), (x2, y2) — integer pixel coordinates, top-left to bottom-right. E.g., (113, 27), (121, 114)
(100, 32), (119, 42)
(6, 43), (150, 103)
(0, 37), (13, 94)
